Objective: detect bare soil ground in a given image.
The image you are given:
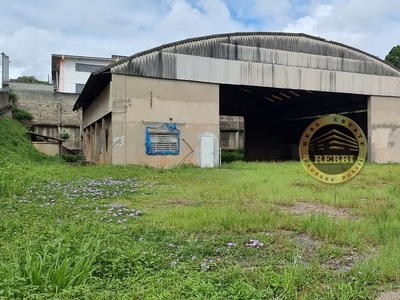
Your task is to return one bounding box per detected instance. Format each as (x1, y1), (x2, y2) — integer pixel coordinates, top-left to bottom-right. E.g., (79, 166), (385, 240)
(280, 201), (355, 219)
(376, 289), (400, 300)
(280, 201), (398, 299)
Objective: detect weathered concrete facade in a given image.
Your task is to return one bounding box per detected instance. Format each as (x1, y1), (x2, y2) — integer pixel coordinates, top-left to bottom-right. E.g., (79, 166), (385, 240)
(220, 116), (244, 150)
(0, 90), (9, 107)
(82, 75), (219, 167)
(368, 96), (400, 162)
(0, 90), (11, 118)
(9, 82), (81, 150)
(32, 142), (60, 156)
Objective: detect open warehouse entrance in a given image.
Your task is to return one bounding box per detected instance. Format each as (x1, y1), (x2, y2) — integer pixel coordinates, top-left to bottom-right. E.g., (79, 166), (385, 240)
(220, 84), (368, 161)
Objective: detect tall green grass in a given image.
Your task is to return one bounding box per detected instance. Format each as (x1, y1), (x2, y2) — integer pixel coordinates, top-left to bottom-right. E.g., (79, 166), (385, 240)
(2, 118), (400, 298)
(0, 118), (63, 198)
(0, 118), (55, 163)
(0, 240), (100, 297)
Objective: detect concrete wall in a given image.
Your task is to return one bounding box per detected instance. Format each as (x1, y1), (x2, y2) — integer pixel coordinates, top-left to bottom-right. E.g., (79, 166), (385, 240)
(82, 84), (112, 128)
(81, 85), (113, 163)
(82, 113), (112, 164)
(171, 54), (400, 98)
(368, 96), (400, 163)
(9, 82), (81, 149)
(0, 90), (11, 118)
(32, 142), (60, 156)
(0, 90), (9, 108)
(220, 115), (244, 150)
(108, 75), (219, 167)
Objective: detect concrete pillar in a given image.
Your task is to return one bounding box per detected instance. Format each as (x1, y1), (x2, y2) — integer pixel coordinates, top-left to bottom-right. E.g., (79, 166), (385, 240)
(368, 96), (400, 163)
(110, 75), (127, 165)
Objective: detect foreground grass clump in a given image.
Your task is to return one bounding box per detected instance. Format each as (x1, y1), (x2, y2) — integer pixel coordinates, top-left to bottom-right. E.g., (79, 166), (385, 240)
(0, 240), (100, 297)
(2, 119), (400, 299)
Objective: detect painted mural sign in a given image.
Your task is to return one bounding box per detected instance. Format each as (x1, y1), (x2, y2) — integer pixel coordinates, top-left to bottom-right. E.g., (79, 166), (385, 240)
(299, 114), (367, 184)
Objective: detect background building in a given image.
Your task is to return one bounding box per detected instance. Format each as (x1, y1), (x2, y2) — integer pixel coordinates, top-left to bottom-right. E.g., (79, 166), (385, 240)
(2, 54), (125, 155)
(52, 54), (123, 93)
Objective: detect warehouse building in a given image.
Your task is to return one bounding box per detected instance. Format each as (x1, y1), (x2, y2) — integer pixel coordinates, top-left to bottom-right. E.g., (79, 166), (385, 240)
(74, 32), (400, 167)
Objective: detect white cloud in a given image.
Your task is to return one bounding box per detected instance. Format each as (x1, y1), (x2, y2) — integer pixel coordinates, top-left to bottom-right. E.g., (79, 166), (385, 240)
(1, 0), (400, 80)
(285, 4), (333, 33)
(283, 1), (400, 59)
(153, 0), (247, 41)
(1, 27), (63, 80)
(253, 0), (292, 24)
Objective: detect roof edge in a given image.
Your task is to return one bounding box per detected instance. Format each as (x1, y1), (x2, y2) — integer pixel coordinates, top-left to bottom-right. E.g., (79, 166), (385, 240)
(106, 31), (399, 74)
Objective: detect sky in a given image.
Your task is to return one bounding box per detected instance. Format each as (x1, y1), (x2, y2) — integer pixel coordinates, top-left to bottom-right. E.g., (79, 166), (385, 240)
(1, 0), (400, 81)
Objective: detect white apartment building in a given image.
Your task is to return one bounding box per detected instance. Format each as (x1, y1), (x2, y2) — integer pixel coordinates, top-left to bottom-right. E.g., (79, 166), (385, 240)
(51, 54), (123, 93)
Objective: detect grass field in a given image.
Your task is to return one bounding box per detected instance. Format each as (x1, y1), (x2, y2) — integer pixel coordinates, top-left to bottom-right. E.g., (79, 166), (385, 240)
(1, 118), (400, 299)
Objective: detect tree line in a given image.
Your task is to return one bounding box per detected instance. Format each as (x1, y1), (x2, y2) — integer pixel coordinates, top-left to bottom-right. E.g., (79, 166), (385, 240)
(385, 45), (400, 69)
(11, 76), (48, 84)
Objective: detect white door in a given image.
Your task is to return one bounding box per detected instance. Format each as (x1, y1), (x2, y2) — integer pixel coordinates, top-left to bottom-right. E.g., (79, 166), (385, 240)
(200, 136), (214, 168)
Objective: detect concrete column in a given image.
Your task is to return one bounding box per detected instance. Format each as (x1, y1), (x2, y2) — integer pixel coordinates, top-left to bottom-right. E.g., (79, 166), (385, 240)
(368, 95), (400, 163)
(83, 128), (89, 161)
(59, 57), (65, 92)
(110, 75), (127, 165)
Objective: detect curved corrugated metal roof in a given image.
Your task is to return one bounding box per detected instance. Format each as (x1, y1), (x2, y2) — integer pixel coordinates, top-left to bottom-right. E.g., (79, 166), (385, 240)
(109, 32), (400, 77)
(74, 32), (400, 110)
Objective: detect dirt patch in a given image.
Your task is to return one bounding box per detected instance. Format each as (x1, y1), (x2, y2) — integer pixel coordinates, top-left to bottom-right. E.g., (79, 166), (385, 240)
(276, 230), (369, 272)
(377, 289), (400, 300)
(290, 233), (319, 264)
(321, 249), (365, 272)
(280, 201), (355, 219)
(166, 199), (195, 206)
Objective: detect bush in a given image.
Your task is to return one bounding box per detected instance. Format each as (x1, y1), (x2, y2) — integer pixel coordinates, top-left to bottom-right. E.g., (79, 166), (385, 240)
(11, 107), (33, 121)
(9, 91), (18, 103)
(61, 154), (84, 163)
(221, 149), (244, 163)
(60, 131), (70, 140)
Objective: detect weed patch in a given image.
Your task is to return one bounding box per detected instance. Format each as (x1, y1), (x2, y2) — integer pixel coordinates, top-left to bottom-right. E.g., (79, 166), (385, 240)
(2, 120), (400, 298)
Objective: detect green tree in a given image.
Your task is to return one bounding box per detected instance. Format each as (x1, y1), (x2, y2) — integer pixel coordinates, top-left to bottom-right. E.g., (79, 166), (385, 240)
(14, 76), (47, 84)
(385, 45), (400, 69)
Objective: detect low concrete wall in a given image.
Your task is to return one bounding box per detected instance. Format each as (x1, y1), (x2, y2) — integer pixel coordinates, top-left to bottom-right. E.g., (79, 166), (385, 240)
(0, 90), (9, 108)
(32, 142), (60, 156)
(0, 90), (12, 118)
(220, 131), (244, 150)
(0, 104), (12, 119)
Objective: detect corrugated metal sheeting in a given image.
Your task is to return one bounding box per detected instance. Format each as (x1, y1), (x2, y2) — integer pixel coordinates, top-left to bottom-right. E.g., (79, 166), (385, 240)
(111, 33), (399, 77)
(109, 33), (400, 97)
(171, 54), (400, 96)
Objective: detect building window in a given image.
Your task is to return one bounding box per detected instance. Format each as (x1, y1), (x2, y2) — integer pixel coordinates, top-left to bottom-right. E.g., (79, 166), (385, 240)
(76, 83), (85, 93)
(145, 123), (180, 155)
(75, 63), (105, 73)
